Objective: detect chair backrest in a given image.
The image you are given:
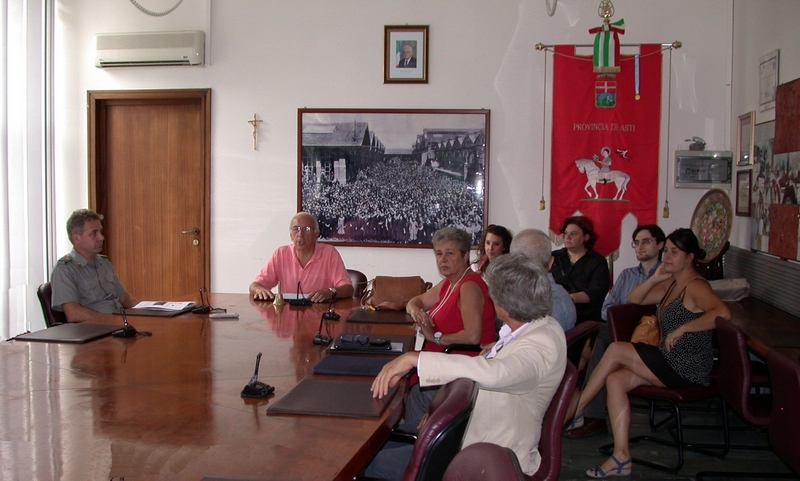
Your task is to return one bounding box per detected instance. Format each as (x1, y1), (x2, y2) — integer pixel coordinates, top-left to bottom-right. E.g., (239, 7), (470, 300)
(530, 360), (578, 481)
(347, 269), (368, 298)
(442, 442), (525, 481)
(564, 321), (599, 368)
(694, 240), (729, 280)
(714, 317), (770, 425)
(606, 303), (656, 342)
(442, 361), (579, 481)
(36, 282), (68, 327)
(765, 349), (800, 472)
(402, 378), (479, 481)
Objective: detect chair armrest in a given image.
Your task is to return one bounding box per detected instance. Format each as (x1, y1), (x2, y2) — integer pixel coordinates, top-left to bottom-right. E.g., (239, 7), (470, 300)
(388, 430), (418, 444)
(443, 344), (482, 354)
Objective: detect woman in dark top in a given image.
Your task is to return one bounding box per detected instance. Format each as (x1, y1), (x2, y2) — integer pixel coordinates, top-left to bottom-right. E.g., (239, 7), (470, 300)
(569, 228), (730, 478)
(550, 216), (609, 323)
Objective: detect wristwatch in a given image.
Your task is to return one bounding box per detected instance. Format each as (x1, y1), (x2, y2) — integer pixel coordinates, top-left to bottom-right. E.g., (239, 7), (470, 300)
(433, 331), (443, 344)
(328, 287), (337, 298)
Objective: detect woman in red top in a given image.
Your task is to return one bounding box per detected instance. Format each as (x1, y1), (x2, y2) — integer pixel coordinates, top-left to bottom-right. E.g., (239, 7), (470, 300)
(399, 227), (496, 433)
(407, 227), (496, 352)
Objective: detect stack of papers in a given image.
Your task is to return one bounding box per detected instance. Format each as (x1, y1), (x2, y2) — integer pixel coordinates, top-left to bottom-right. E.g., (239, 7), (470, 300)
(133, 301), (195, 311)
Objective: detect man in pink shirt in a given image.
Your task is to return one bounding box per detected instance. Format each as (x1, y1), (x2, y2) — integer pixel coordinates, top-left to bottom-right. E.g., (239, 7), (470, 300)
(249, 212), (354, 302)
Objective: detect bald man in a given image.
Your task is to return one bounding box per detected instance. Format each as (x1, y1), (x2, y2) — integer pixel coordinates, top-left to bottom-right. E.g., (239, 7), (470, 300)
(510, 228), (576, 331)
(249, 212), (354, 302)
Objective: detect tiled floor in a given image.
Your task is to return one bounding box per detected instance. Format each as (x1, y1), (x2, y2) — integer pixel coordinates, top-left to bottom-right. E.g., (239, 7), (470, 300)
(558, 398), (796, 481)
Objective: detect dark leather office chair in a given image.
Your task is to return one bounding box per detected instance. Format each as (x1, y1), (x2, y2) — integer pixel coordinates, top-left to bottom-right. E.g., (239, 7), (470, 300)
(36, 282), (68, 327)
(694, 241), (729, 280)
(603, 304), (727, 473)
(443, 442), (524, 480)
(347, 269), (368, 298)
(765, 349), (800, 478)
(713, 318), (771, 446)
(564, 321), (600, 372)
(391, 378), (479, 481)
(442, 361), (579, 481)
(694, 318), (782, 480)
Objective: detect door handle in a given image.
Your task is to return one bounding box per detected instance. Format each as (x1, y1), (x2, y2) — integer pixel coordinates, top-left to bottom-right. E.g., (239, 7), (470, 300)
(182, 228), (200, 235)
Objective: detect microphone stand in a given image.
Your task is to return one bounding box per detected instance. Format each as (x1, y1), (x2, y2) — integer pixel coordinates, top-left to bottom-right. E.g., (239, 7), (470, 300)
(313, 296), (339, 345)
(241, 352), (274, 398)
(322, 295), (340, 321)
(113, 308), (139, 337)
(192, 287), (211, 313)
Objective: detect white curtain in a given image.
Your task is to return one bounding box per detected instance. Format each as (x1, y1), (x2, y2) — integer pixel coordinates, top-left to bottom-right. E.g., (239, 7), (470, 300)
(1, 0), (50, 340)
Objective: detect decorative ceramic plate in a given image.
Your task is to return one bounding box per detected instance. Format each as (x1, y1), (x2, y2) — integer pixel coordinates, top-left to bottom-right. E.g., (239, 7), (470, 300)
(690, 188), (733, 261)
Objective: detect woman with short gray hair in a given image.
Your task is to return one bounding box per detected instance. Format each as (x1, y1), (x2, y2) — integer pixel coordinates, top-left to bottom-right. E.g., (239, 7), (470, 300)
(400, 226), (497, 432)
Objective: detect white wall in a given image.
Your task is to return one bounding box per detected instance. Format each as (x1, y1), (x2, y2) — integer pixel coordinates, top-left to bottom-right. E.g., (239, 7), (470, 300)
(53, 0), (744, 293)
(730, 0), (800, 248)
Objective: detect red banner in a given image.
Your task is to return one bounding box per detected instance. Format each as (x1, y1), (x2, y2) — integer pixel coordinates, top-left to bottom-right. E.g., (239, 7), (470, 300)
(549, 44), (662, 257)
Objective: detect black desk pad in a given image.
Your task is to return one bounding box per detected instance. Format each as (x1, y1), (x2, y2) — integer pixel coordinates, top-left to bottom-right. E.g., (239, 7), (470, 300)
(346, 308), (413, 324)
(266, 378), (398, 418)
(328, 334), (413, 355)
(13, 323), (120, 343)
(312, 355), (393, 376)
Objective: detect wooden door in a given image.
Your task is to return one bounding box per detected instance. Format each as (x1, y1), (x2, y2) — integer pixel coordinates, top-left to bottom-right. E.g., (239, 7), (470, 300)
(88, 89), (211, 300)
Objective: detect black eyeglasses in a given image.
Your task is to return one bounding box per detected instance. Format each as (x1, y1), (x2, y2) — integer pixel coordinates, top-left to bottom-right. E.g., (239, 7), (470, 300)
(631, 238), (656, 248)
(340, 334), (369, 345)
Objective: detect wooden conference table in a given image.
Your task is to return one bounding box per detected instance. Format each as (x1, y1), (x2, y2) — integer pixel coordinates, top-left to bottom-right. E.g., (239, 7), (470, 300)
(727, 296), (800, 362)
(0, 294), (416, 481)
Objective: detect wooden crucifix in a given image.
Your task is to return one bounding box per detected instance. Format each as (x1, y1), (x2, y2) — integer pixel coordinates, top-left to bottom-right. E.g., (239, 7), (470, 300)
(248, 114), (263, 150)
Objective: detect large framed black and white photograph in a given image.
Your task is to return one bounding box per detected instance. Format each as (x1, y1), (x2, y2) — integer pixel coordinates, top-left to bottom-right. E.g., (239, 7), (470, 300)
(298, 108), (489, 248)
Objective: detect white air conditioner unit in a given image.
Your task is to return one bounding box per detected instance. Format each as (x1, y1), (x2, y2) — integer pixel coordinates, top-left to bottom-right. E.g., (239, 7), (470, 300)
(95, 30), (205, 67)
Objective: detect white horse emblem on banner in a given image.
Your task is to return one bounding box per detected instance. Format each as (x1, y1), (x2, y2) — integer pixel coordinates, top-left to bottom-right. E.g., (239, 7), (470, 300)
(575, 158), (630, 200)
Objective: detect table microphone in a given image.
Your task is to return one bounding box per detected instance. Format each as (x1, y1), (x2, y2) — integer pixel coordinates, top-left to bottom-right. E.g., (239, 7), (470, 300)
(313, 313), (333, 346)
(241, 352), (274, 398)
(113, 308), (139, 337)
(322, 295), (340, 321)
(192, 287), (211, 314)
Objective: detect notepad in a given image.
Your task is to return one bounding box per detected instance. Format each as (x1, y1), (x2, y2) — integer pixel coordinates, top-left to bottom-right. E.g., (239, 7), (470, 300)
(312, 355), (393, 376)
(282, 293), (312, 306)
(266, 378), (398, 418)
(13, 323), (120, 343)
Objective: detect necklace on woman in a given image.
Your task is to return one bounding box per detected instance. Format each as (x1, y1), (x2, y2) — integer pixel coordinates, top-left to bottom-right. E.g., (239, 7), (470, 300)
(429, 267), (471, 319)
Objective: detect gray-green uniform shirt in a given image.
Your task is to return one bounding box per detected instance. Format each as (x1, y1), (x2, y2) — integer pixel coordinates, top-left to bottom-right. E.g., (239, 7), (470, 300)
(50, 249), (128, 314)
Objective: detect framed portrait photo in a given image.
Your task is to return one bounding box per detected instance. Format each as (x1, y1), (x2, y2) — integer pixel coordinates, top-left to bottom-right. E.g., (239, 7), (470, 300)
(735, 169), (752, 217)
(737, 111), (755, 166)
(759, 49), (779, 112)
(297, 108), (490, 248)
(384, 25), (428, 84)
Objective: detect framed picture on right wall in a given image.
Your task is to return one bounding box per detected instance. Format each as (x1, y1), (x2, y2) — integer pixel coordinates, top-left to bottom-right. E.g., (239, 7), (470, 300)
(736, 169), (751, 216)
(737, 111), (755, 166)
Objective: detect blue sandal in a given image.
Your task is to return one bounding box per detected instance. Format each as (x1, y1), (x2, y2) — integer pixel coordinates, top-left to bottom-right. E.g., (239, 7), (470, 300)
(568, 412), (585, 430)
(586, 455), (632, 478)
